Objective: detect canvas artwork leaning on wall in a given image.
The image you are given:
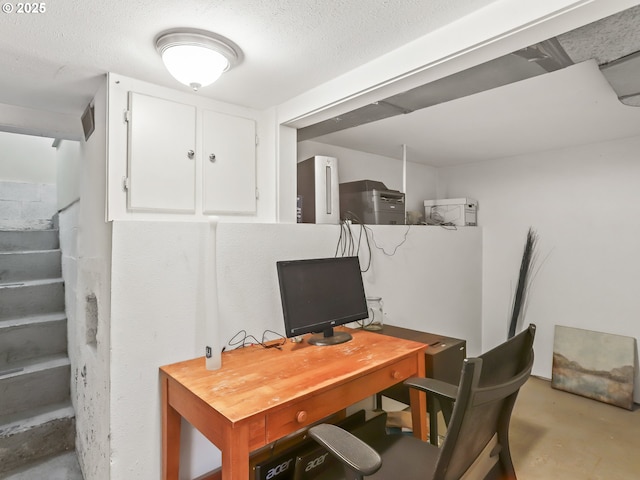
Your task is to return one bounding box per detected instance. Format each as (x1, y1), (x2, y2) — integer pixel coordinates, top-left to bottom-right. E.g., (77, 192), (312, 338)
(552, 325), (636, 410)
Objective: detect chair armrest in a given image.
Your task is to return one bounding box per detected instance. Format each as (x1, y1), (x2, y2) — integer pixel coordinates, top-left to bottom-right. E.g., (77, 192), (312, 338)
(308, 424), (382, 476)
(404, 377), (458, 401)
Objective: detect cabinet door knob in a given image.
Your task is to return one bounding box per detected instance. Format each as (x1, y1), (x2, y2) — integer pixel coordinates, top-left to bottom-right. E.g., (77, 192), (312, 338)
(187, 150), (195, 159)
(296, 411), (308, 423)
(209, 153), (216, 162)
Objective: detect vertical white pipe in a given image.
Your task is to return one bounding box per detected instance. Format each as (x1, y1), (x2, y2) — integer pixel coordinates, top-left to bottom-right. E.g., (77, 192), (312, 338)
(402, 144), (407, 194)
(204, 217), (222, 370)
(402, 144), (407, 224)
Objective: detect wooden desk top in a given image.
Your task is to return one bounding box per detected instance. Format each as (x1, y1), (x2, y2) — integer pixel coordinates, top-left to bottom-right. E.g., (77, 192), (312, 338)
(160, 328), (426, 425)
(373, 324), (465, 351)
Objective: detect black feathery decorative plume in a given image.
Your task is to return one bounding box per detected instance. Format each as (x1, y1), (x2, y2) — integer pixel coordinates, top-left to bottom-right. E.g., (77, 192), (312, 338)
(508, 227), (538, 339)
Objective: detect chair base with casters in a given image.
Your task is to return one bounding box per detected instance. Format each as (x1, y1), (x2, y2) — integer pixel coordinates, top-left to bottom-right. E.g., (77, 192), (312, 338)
(308, 324), (536, 480)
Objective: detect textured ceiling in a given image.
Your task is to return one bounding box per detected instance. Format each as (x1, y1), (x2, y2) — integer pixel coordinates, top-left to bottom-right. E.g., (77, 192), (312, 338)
(0, 0), (499, 116)
(5, 1), (640, 165)
(558, 4), (640, 64)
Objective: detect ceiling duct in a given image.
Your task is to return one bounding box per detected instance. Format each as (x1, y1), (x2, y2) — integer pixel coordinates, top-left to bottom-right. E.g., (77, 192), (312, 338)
(599, 52), (640, 106)
(511, 38), (574, 71)
(298, 5), (640, 143)
(298, 39), (573, 142)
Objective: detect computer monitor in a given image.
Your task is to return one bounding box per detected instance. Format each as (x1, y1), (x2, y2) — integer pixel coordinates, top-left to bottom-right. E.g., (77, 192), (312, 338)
(276, 256), (368, 346)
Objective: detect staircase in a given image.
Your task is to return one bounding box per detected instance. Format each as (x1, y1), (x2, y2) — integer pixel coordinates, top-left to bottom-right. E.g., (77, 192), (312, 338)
(0, 229), (75, 475)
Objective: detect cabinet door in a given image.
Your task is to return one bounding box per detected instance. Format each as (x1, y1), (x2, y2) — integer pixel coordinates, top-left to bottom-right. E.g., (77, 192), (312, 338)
(127, 92), (196, 212)
(202, 110), (256, 214)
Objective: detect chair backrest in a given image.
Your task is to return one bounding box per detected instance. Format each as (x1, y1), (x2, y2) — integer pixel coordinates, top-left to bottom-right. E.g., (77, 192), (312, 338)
(433, 324), (536, 480)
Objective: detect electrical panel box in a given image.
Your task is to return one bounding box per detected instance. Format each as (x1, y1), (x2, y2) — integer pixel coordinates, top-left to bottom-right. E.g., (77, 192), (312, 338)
(424, 198), (477, 226)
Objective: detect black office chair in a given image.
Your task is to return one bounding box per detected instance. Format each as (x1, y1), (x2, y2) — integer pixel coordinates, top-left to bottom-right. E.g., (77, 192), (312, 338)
(308, 324), (536, 480)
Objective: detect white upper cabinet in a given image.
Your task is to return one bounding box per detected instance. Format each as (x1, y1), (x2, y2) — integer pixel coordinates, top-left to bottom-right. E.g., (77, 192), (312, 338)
(127, 92), (197, 213)
(202, 109), (256, 214)
(125, 92), (256, 215)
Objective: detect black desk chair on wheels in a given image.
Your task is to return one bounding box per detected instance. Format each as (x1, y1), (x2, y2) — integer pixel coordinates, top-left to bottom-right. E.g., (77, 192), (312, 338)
(308, 324), (536, 480)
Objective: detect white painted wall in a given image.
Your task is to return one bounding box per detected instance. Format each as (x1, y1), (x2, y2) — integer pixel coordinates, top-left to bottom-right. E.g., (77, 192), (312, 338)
(0, 131), (58, 229)
(108, 221), (481, 478)
(58, 200), (79, 416)
(218, 223), (483, 354)
(0, 180), (56, 230)
(55, 139), (82, 210)
(217, 224), (481, 353)
(110, 220), (220, 480)
(359, 225), (482, 354)
(0, 131), (56, 183)
(437, 134), (640, 401)
(62, 80), (113, 480)
(297, 140), (438, 216)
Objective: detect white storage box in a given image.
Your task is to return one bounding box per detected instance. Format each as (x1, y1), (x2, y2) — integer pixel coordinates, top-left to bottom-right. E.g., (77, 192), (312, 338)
(424, 198), (478, 226)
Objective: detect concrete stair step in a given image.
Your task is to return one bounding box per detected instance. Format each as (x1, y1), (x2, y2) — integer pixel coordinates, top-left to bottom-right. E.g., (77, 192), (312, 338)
(1, 451), (83, 480)
(0, 354), (70, 418)
(0, 313), (67, 368)
(0, 279), (64, 321)
(0, 230), (59, 252)
(0, 249), (62, 283)
(0, 226), (74, 475)
(0, 402), (75, 475)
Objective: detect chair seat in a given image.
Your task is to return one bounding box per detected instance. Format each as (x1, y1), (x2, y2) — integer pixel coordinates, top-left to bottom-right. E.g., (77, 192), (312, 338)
(314, 433), (439, 480)
(368, 434), (439, 479)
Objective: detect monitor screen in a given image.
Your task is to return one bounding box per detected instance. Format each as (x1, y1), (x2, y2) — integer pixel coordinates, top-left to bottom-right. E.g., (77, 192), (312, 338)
(276, 256), (368, 345)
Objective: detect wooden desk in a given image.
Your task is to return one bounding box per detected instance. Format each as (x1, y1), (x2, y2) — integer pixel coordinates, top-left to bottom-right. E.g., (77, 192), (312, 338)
(160, 328), (427, 480)
(372, 324), (466, 445)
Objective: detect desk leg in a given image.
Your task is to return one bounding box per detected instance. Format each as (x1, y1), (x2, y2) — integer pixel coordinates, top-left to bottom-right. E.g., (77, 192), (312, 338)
(221, 426), (250, 480)
(162, 376), (181, 480)
(410, 354), (428, 441)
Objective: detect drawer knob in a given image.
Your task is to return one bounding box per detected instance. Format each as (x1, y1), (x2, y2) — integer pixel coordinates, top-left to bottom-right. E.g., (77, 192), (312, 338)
(391, 370), (402, 380)
(296, 411), (308, 423)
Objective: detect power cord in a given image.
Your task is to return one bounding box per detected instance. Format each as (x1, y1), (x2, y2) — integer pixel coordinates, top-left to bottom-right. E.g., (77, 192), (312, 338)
(335, 217), (372, 272)
(335, 212), (411, 268)
(364, 224), (411, 256)
(226, 329), (286, 351)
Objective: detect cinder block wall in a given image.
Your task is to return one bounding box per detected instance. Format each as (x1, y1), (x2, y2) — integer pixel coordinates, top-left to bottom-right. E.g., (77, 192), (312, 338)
(0, 181), (57, 230)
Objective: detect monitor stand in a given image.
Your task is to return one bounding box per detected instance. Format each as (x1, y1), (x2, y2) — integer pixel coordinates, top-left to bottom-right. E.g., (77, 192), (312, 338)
(308, 327), (352, 346)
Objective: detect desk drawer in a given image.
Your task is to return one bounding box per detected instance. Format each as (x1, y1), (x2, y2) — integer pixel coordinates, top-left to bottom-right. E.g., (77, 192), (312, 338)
(265, 356), (417, 442)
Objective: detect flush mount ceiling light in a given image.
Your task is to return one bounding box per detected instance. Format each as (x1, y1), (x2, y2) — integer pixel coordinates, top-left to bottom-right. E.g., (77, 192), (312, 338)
(155, 29), (242, 91)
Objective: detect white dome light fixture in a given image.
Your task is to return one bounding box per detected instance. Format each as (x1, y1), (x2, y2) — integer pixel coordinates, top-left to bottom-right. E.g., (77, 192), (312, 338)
(155, 29), (242, 91)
